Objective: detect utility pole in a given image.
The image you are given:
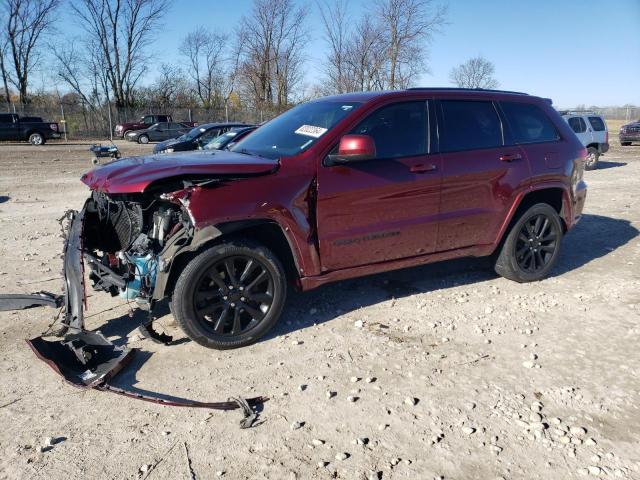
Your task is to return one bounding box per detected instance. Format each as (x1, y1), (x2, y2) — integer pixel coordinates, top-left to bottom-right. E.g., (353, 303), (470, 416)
(60, 102), (68, 142)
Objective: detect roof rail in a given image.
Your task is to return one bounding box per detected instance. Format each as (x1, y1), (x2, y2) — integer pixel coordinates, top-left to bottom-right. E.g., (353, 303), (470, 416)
(406, 87), (529, 95)
(557, 109), (598, 116)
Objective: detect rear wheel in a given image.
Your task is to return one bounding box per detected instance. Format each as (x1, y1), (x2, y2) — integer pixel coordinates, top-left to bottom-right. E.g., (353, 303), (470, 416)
(172, 240), (287, 349)
(28, 132), (45, 145)
(584, 147), (599, 170)
(494, 203), (563, 283)
(621, 142), (631, 146)
(138, 134), (149, 144)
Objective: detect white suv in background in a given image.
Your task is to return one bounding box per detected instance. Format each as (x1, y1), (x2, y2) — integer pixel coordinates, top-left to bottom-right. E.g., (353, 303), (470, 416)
(560, 111), (609, 170)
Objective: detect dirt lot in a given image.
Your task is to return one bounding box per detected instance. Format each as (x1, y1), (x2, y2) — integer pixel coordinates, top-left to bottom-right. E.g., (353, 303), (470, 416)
(0, 134), (639, 480)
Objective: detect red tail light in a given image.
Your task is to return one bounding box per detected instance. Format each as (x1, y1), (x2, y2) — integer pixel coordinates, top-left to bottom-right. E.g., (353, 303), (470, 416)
(605, 130), (609, 143)
(50, 123), (58, 131)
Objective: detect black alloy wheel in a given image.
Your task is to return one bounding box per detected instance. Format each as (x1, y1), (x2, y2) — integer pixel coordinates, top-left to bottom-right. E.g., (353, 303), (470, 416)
(494, 203), (564, 283)
(172, 240), (287, 349)
(193, 255), (274, 337)
(514, 214), (559, 273)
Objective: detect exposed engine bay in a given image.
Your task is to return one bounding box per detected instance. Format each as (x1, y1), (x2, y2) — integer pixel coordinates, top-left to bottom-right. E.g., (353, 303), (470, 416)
(83, 190), (189, 310)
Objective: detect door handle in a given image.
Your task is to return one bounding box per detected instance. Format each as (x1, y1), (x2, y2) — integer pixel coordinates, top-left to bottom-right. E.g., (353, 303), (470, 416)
(499, 153), (522, 162)
(410, 163), (437, 173)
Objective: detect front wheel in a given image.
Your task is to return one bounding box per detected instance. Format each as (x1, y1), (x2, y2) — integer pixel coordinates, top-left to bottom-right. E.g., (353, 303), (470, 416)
(584, 147), (599, 170)
(494, 203), (563, 283)
(172, 240), (287, 349)
(138, 134), (149, 144)
(28, 132), (45, 145)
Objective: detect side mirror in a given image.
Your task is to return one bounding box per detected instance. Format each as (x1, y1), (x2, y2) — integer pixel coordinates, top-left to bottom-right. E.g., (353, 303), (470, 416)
(326, 134), (376, 166)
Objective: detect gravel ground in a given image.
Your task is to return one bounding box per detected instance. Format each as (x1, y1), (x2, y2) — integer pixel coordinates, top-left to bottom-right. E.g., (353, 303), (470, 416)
(0, 137), (639, 480)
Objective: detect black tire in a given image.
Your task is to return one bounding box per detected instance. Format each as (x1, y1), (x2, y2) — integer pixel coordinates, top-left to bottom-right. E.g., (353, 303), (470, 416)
(621, 142), (631, 146)
(138, 134), (149, 144)
(584, 147), (599, 170)
(28, 132), (45, 145)
(494, 203), (563, 283)
(172, 239), (287, 349)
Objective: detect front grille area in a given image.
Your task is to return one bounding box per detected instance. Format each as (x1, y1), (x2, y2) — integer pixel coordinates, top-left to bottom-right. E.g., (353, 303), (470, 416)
(85, 193), (144, 252)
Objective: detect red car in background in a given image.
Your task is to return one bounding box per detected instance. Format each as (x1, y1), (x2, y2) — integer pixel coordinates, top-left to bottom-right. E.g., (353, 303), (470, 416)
(114, 114), (197, 138)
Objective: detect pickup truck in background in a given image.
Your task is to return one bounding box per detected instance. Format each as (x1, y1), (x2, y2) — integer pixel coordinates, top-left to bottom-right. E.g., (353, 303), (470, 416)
(0, 113), (61, 145)
(114, 114), (197, 138)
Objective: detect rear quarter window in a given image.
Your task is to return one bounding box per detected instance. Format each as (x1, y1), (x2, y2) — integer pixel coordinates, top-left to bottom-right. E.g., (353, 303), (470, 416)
(501, 102), (560, 144)
(567, 117), (586, 134)
(588, 116), (606, 131)
(439, 100), (503, 152)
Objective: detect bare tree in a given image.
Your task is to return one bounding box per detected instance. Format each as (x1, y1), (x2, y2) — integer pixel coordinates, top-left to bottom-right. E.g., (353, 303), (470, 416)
(345, 14), (387, 91)
(70, 0), (169, 111)
(318, 0), (446, 93)
(449, 56), (499, 89)
(0, 38), (11, 108)
(180, 27), (228, 110)
(376, 0), (447, 89)
(317, 0), (350, 93)
(2, 0), (60, 106)
(237, 0), (309, 114)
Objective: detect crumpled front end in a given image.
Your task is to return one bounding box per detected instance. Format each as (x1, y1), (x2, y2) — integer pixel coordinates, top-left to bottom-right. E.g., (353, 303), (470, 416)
(81, 190), (191, 309)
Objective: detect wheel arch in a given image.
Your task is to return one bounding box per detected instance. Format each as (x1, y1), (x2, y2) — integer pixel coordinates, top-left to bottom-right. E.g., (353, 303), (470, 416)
(161, 219), (301, 300)
(493, 186), (569, 255)
(26, 129), (45, 141)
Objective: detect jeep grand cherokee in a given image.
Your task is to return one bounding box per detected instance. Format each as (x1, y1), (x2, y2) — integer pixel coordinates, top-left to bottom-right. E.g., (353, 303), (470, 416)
(65, 88), (587, 349)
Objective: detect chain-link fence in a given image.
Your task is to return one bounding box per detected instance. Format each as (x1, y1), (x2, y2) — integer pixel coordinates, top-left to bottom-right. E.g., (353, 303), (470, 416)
(4, 102), (281, 139)
(4, 101), (639, 140)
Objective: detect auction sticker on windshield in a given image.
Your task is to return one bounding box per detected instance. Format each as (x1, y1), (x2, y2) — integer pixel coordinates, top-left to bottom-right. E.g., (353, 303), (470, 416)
(295, 125), (328, 138)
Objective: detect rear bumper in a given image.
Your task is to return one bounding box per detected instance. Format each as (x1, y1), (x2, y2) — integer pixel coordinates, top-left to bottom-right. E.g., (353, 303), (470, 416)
(48, 132), (62, 139)
(569, 181), (587, 229)
(599, 142), (609, 154)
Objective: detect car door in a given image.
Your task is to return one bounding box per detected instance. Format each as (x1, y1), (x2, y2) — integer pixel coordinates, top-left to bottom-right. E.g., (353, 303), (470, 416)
(163, 122), (182, 140)
(151, 122), (170, 141)
(587, 116), (607, 145)
(435, 98), (531, 251)
(316, 100), (442, 271)
(0, 114), (17, 140)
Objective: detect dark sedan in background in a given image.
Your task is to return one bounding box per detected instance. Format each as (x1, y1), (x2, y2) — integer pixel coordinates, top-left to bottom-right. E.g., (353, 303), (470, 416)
(125, 122), (192, 144)
(204, 126), (258, 151)
(153, 122), (252, 153)
(620, 120), (640, 146)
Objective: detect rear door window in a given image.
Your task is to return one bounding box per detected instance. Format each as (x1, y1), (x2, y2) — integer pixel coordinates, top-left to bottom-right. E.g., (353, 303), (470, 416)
(439, 100), (503, 152)
(500, 101), (560, 144)
(568, 117), (586, 133)
(350, 101), (428, 159)
(588, 116), (606, 131)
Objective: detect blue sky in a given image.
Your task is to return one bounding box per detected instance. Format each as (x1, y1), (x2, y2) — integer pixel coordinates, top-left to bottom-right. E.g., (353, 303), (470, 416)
(61, 0), (640, 107)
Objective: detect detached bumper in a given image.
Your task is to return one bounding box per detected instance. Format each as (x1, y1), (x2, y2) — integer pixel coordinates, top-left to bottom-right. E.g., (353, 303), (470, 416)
(0, 207), (85, 330)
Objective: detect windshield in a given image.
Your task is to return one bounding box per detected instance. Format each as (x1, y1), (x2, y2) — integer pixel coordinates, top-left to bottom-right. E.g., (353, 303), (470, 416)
(178, 126), (208, 142)
(230, 101), (361, 159)
(205, 130), (238, 150)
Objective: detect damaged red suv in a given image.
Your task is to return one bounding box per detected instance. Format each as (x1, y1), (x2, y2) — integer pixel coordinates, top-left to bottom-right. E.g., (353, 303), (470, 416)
(71, 88), (587, 349)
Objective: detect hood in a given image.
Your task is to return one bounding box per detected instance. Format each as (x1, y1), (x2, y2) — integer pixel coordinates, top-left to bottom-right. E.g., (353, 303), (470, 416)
(81, 151), (279, 194)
